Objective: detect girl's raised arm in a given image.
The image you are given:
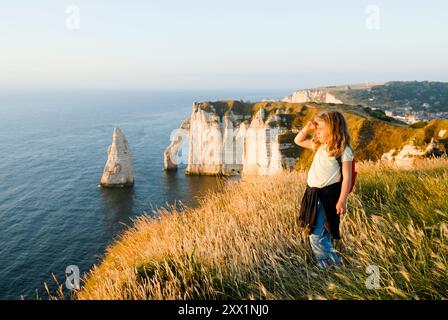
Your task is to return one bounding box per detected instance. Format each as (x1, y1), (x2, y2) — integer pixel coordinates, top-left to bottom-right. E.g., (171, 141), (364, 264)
(294, 121), (315, 150)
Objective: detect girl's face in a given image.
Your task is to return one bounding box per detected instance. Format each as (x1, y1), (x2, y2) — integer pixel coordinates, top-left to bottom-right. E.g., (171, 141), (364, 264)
(315, 119), (331, 144)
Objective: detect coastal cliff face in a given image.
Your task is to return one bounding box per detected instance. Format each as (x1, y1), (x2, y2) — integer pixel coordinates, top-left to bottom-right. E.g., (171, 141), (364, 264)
(282, 89), (343, 104)
(164, 101), (299, 176)
(164, 101), (448, 176)
(186, 104), (297, 176)
(164, 118), (190, 171)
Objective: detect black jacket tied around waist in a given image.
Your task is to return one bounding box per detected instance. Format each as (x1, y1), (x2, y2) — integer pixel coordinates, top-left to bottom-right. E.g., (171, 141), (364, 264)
(297, 181), (342, 240)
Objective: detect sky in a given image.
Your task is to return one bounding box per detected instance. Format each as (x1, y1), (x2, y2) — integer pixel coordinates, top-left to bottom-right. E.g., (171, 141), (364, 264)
(1, 0), (447, 91)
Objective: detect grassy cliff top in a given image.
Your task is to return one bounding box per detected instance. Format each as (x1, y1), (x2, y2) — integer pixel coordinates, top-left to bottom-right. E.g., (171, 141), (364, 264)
(74, 158), (448, 300)
(196, 99), (399, 119)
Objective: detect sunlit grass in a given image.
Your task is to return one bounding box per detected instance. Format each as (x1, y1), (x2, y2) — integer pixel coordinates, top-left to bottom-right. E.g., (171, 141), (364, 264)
(75, 157), (448, 300)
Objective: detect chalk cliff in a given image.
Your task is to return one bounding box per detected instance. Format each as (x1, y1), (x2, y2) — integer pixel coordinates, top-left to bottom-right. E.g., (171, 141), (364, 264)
(100, 128), (135, 187)
(282, 89), (343, 104)
(381, 136), (446, 169)
(164, 101), (298, 176)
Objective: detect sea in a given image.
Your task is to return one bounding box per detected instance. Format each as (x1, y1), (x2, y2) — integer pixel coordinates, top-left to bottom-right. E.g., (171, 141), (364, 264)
(0, 89), (286, 299)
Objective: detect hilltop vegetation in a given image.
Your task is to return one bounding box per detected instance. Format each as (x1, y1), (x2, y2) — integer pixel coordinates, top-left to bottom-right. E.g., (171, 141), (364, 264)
(327, 81), (448, 112)
(75, 158), (448, 299)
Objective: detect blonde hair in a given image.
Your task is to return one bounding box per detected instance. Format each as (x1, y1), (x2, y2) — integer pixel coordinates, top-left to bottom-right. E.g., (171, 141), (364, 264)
(311, 110), (353, 158)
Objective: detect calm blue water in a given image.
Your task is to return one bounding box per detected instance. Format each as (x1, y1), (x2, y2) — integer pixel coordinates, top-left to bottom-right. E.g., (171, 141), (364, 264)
(0, 89), (285, 299)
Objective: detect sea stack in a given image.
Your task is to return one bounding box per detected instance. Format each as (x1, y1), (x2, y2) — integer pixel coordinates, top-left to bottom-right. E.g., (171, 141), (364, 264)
(164, 117), (190, 171)
(100, 128), (135, 187)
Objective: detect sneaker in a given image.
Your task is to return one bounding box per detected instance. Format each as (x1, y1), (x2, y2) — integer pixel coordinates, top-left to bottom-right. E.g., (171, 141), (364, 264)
(317, 258), (333, 269)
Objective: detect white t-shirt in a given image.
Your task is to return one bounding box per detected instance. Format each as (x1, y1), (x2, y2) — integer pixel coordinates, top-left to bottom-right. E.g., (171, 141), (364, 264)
(307, 143), (354, 188)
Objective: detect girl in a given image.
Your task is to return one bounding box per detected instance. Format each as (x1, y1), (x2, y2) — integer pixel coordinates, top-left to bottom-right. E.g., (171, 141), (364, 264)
(294, 110), (354, 269)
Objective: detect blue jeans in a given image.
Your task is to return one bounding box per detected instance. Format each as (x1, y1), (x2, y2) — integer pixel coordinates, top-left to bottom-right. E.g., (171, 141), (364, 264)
(309, 198), (341, 269)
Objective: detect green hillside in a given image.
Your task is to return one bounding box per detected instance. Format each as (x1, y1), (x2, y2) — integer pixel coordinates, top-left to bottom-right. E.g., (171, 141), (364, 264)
(328, 81), (448, 112)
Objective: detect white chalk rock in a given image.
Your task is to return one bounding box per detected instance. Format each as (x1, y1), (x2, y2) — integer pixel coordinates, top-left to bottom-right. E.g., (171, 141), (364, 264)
(100, 128), (134, 187)
(164, 117), (190, 171)
(282, 89), (343, 104)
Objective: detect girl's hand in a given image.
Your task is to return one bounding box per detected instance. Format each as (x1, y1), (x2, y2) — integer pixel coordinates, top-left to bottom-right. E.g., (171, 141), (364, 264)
(336, 201), (347, 216)
(303, 120), (316, 133)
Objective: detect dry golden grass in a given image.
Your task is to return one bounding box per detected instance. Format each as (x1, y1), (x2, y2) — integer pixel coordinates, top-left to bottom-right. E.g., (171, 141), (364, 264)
(75, 157), (448, 300)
